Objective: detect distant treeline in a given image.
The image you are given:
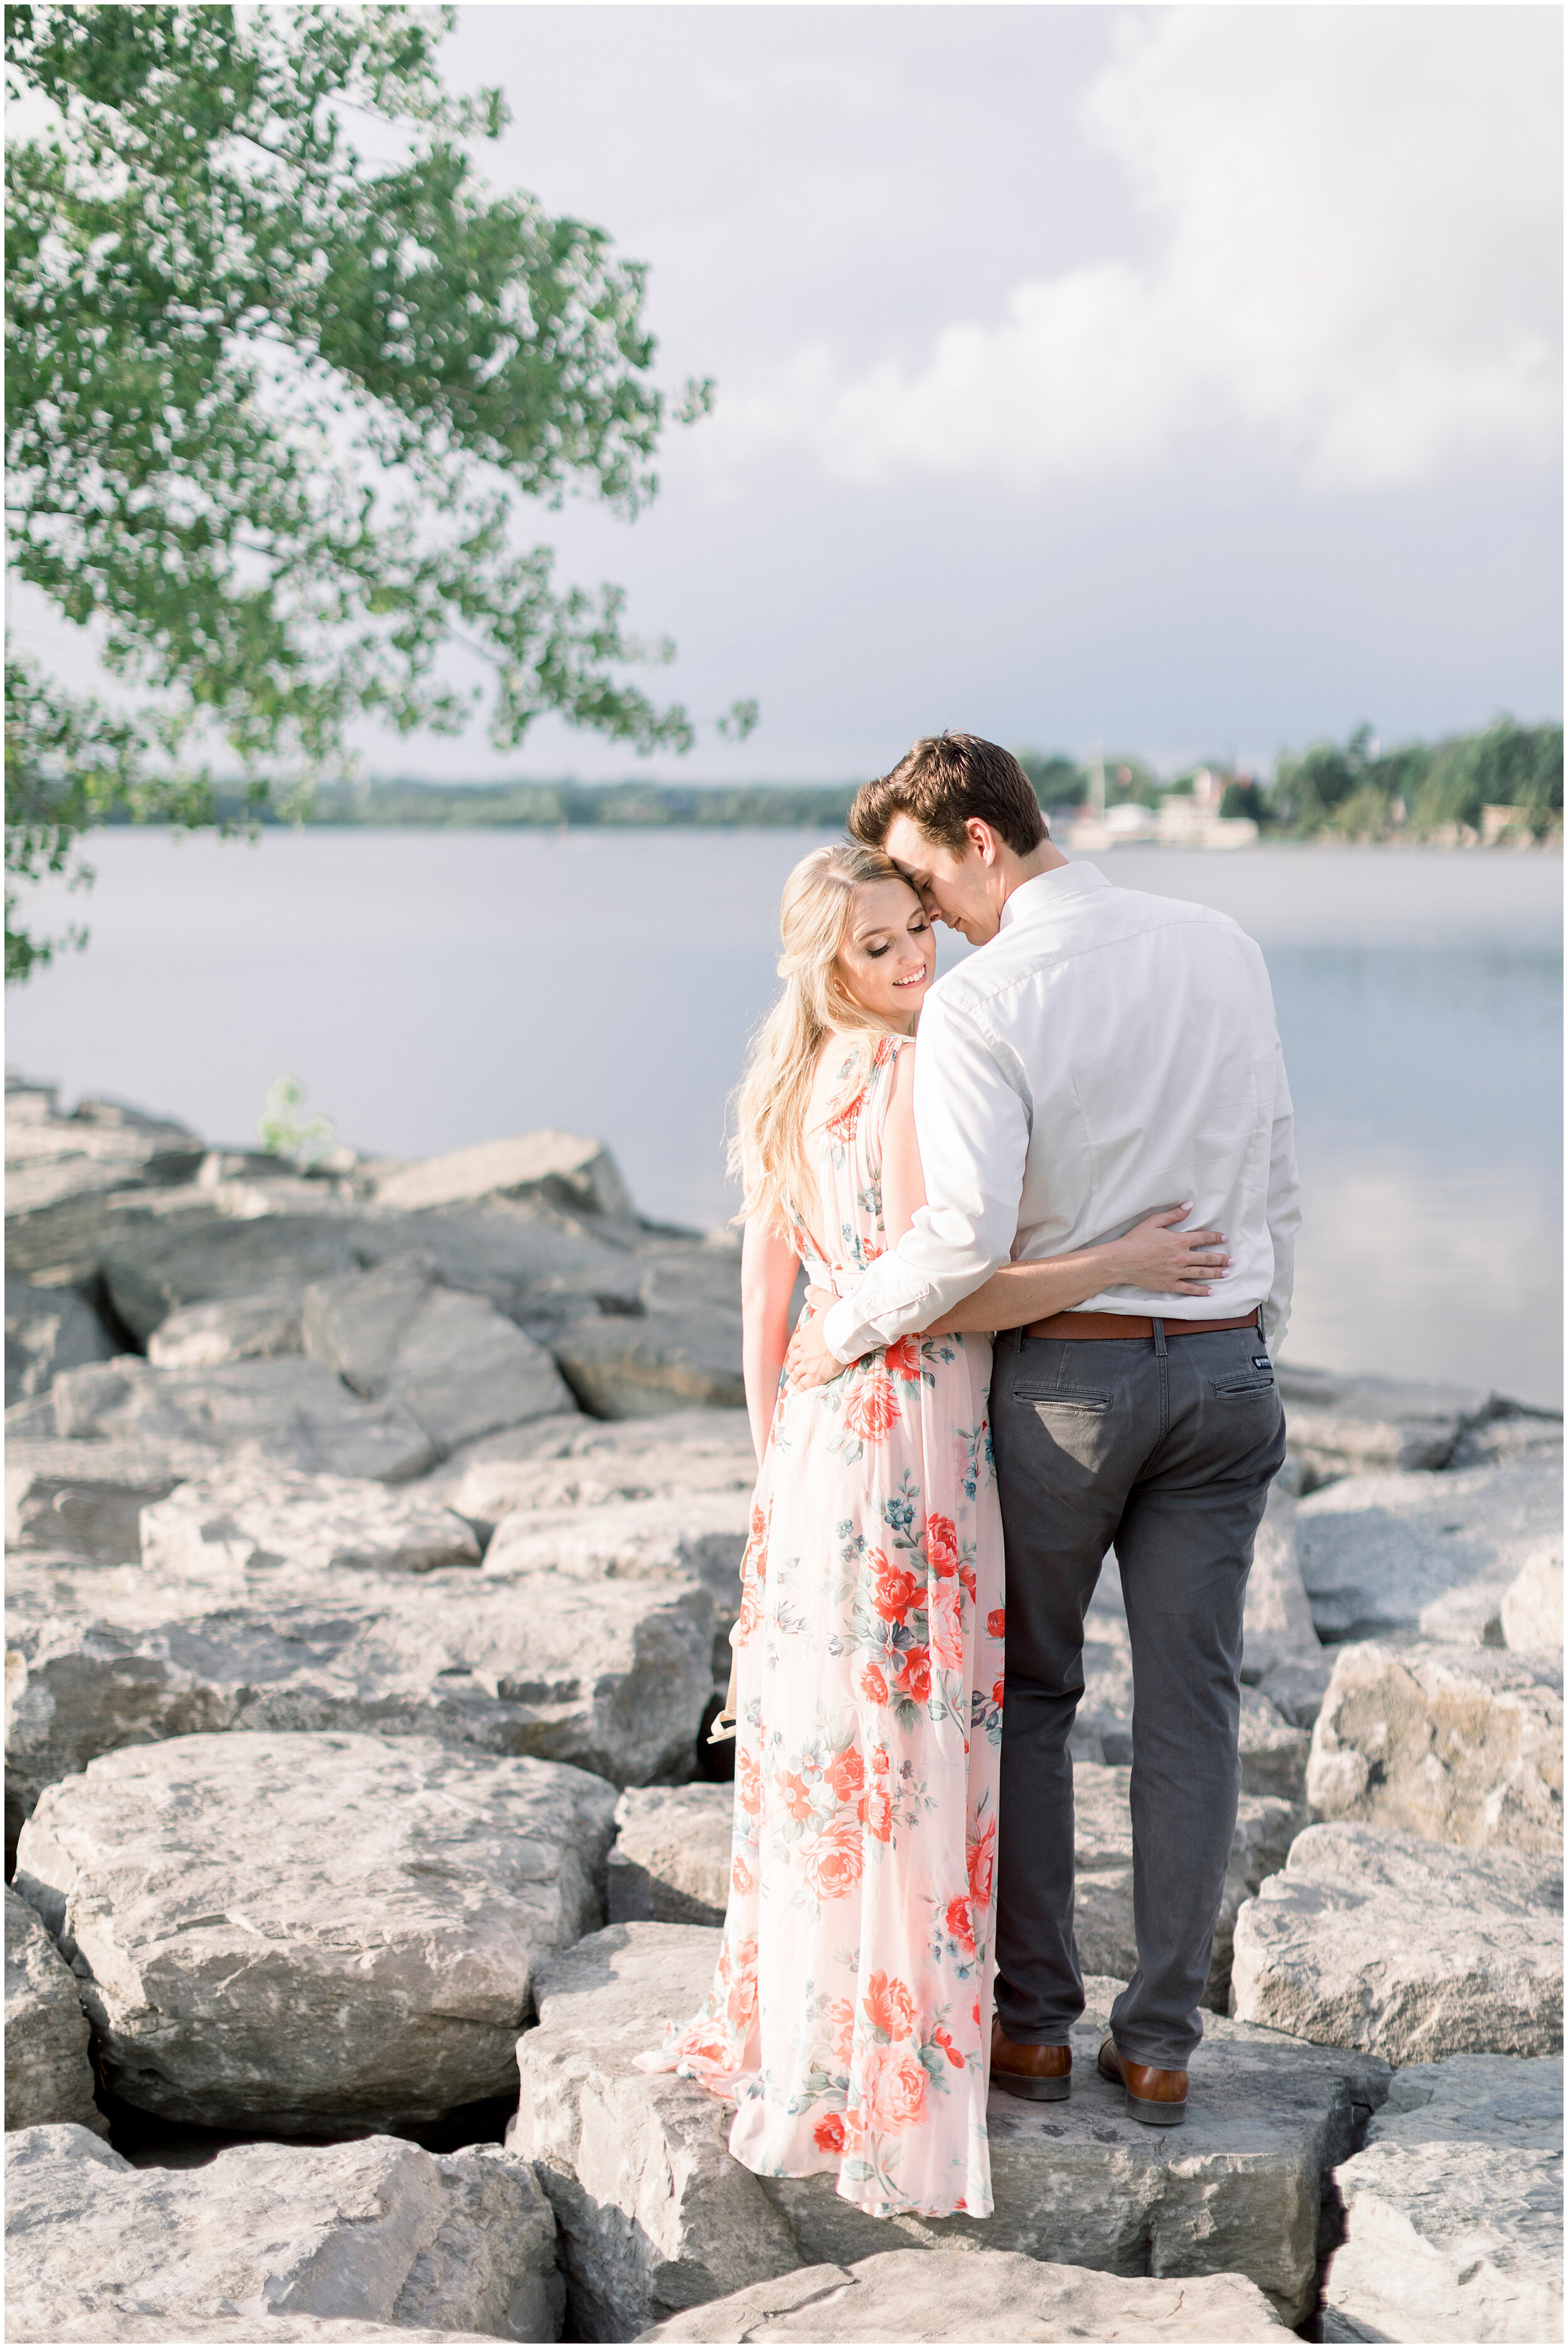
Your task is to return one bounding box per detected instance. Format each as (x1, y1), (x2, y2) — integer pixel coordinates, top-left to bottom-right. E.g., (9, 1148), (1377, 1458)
(196, 718), (1561, 841)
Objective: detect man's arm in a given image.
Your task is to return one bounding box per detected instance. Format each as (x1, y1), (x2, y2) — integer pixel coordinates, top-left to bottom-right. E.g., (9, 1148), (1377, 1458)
(820, 991), (1030, 1364)
(1263, 1039), (1300, 1350)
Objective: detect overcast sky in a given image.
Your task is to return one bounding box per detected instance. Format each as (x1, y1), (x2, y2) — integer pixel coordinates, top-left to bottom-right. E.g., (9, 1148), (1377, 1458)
(18, 3), (1565, 784)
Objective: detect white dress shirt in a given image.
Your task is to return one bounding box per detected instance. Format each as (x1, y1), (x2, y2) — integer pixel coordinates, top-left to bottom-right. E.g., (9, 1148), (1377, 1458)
(823, 861), (1300, 1364)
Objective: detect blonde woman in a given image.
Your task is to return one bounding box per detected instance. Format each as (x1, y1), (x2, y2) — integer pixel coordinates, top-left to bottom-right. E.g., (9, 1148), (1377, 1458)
(640, 842), (1228, 2222)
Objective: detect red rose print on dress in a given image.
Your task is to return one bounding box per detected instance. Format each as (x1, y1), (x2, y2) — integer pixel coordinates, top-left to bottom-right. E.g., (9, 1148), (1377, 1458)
(885, 1334), (922, 1384)
(945, 1894), (975, 1952)
(931, 2026), (966, 2069)
(827, 1999), (856, 2063)
(778, 1769), (815, 1824)
(844, 1369), (901, 1444)
(860, 1783), (893, 1842)
(929, 1580), (965, 1672)
(896, 1644), (931, 1704)
(813, 2111), (846, 2153)
(992, 1674), (1005, 1709)
(800, 1815), (864, 1900)
(858, 1661), (889, 1706)
(872, 1556), (920, 1624)
(732, 1855), (755, 1895)
(737, 1748), (762, 1817)
(857, 2040), (929, 2134)
(925, 1513), (960, 1576)
(987, 1608), (1005, 1640)
(862, 1970), (916, 2040)
(824, 1744), (865, 1803)
(967, 1817), (997, 1911)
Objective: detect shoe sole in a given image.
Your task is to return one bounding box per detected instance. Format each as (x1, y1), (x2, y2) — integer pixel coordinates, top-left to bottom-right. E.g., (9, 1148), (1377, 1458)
(992, 2070), (1071, 2102)
(1096, 2054), (1187, 2126)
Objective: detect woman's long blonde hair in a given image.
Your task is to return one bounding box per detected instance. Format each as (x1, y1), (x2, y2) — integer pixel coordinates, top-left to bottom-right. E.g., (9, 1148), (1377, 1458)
(729, 840), (916, 1236)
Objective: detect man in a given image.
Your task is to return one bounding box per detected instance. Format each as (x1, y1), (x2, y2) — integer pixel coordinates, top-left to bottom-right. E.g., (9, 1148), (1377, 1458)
(786, 732), (1298, 2125)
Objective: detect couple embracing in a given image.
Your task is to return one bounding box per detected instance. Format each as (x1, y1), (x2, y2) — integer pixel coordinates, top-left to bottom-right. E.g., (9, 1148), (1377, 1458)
(642, 733), (1298, 2222)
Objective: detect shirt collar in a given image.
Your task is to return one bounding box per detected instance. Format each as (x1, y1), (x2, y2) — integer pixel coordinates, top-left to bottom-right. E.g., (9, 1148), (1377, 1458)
(997, 860), (1110, 932)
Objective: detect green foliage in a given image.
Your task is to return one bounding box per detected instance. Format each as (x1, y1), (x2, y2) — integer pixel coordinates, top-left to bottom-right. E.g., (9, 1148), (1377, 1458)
(257, 1073), (335, 1167)
(301, 777), (858, 829)
(1268, 719), (1562, 840)
(6, 1), (728, 976)
(1012, 749), (1087, 806)
(1219, 778), (1268, 824)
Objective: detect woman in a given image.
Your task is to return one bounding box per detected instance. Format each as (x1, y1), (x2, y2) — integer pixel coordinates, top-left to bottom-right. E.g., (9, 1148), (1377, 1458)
(640, 842), (1228, 2222)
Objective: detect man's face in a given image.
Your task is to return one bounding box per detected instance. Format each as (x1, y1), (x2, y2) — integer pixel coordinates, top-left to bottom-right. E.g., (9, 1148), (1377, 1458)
(882, 813), (1004, 945)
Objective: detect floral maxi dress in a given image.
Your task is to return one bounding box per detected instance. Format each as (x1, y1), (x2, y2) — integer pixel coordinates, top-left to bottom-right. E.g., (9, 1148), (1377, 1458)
(640, 1037), (1007, 2220)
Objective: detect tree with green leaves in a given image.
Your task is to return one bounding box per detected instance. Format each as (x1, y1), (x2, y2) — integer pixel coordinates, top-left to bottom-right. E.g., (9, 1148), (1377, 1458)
(5, 2), (751, 979)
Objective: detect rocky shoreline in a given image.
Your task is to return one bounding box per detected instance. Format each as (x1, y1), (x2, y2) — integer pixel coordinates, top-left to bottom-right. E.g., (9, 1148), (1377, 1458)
(4, 1074), (1562, 2343)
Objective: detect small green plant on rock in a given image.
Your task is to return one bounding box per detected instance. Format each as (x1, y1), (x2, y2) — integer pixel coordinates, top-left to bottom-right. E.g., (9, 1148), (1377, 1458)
(258, 1076), (335, 1171)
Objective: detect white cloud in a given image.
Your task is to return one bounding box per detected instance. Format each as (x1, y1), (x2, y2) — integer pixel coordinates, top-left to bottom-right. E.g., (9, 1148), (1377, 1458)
(713, 8), (1562, 493)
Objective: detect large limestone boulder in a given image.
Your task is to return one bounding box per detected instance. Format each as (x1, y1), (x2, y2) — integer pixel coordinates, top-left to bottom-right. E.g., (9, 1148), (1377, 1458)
(302, 1263), (576, 1451)
(637, 2248), (1291, 2340)
(9, 2320), (502, 2344)
(4, 1279), (115, 1406)
(1071, 1763), (1305, 2010)
(1276, 1365), (1501, 1482)
(4, 1886), (103, 2135)
(5, 1549), (714, 1828)
(608, 1787), (733, 1926)
(1323, 2054), (1562, 2344)
(554, 1306), (744, 1419)
(14, 1731), (618, 2132)
(511, 1923), (1387, 2338)
(1296, 1462), (1563, 1645)
(99, 1212), (363, 1342)
(1306, 1643), (1562, 1852)
(374, 1130), (635, 1222)
(4, 2123), (563, 2341)
(1501, 1544), (1563, 1651)
(354, 1204), (647, 1331)
(51, 1356), (437, 1482)
(140, 1465), (482, 1588)
(6, 1435), (210, 1561)
(433, 1408), (758, 1540)
(1231, 1824), (1562, 2062)
(147, 1286), (306, 1367)
(1239, 1485), (1323, 1682)
(4, 1096), (206, 1287)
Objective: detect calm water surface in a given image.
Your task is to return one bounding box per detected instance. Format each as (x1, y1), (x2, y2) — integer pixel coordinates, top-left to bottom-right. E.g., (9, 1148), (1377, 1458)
(8, 832), (1562, 1407)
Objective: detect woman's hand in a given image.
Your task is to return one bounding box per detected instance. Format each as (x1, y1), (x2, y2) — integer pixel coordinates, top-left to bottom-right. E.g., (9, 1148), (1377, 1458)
(1106, 1205), (1229, 1294)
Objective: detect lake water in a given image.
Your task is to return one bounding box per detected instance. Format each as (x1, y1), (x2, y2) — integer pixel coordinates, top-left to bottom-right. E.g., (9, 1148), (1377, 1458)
(8, 832), (1562, 1407)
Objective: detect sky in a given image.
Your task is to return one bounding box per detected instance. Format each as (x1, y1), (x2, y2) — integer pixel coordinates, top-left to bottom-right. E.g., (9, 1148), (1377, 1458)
(14, 3), (1564, 784)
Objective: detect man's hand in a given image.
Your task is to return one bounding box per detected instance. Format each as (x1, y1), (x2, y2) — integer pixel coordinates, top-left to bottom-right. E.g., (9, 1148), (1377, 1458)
(784, 1301), (849, 1391)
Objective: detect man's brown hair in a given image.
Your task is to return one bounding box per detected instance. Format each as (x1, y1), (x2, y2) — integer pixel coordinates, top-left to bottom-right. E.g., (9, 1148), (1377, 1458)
(849, 732), (1046, 858)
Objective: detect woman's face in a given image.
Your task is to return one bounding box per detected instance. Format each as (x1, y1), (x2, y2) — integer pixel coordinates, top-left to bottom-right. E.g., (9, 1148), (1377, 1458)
(837, 877), (935, 1029)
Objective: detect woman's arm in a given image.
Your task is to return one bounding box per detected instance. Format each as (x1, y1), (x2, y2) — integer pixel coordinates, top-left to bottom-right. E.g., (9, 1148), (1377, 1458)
(931, 1207), (1229, 1332)
(879, 1042), (926, 1243)
(741, 1215), (802, 1460)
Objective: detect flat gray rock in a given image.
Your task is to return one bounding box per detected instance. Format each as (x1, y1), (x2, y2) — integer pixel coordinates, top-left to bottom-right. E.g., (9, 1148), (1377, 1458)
(4, 2123), (562, 2341)
(374, 1129), (634, 1221)
(14, 1731), (617, 2131)
(6, 1435), (211, 1561)
(608, 1786), (733, 1926)
(1449, 1413), (1564, 1471)
(1306, 1642), (1562, 1852)
(51, 1356), (437, 1482)
(511, 1923), (1387, 2339)
(5, 1279), (114, 1406)
(1324, 2054), (1562, 2344)
(8, 2320), (503, 2344)
(5, 1548), (714, 1834)
(1502, 1544), (1563, 1652)
(636, 2247), (1291, 2340)
(5, 1148), (206, 1287)
(4, 1886), (104, 2135)
(554, 1305), (744, 1419)
(1276, 1365), (1492, 1481)
(1296, 1462), (1563, 1645)
(146, 1287), (305, 1368)
(433, 1408), (757, 1542)
(303, 1265), (576, 1452)
(139, 1465), (482, 1588)
(99, 1213), (364, 1343)
(1240, 1486), (1323, 1683)
(1231, 1823), (1563, 2063)
(1071, 1763), (1305, 2011)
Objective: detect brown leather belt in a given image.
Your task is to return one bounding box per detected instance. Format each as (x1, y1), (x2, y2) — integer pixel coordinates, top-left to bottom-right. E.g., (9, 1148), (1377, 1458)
(1023, 1310), (1263, 1342)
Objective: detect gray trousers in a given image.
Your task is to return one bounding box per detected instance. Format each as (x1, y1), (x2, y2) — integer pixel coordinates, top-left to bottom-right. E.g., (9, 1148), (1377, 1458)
(990, 1320), (1286, 2068)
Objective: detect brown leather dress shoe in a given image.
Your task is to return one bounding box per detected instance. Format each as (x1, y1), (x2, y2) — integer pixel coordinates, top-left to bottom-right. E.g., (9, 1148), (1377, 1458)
(1097, 2036), (1188, 2127)
(990, 2021), (1071, 2102)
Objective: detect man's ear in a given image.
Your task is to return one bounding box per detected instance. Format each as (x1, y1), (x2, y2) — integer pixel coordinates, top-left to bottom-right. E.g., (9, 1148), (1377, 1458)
(966, 817), (999, 866)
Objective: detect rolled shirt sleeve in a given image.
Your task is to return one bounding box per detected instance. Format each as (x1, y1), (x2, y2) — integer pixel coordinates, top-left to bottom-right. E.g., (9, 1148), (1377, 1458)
(1263, 1040), (1300, 1352)
(822, 991), (1030, 1363)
